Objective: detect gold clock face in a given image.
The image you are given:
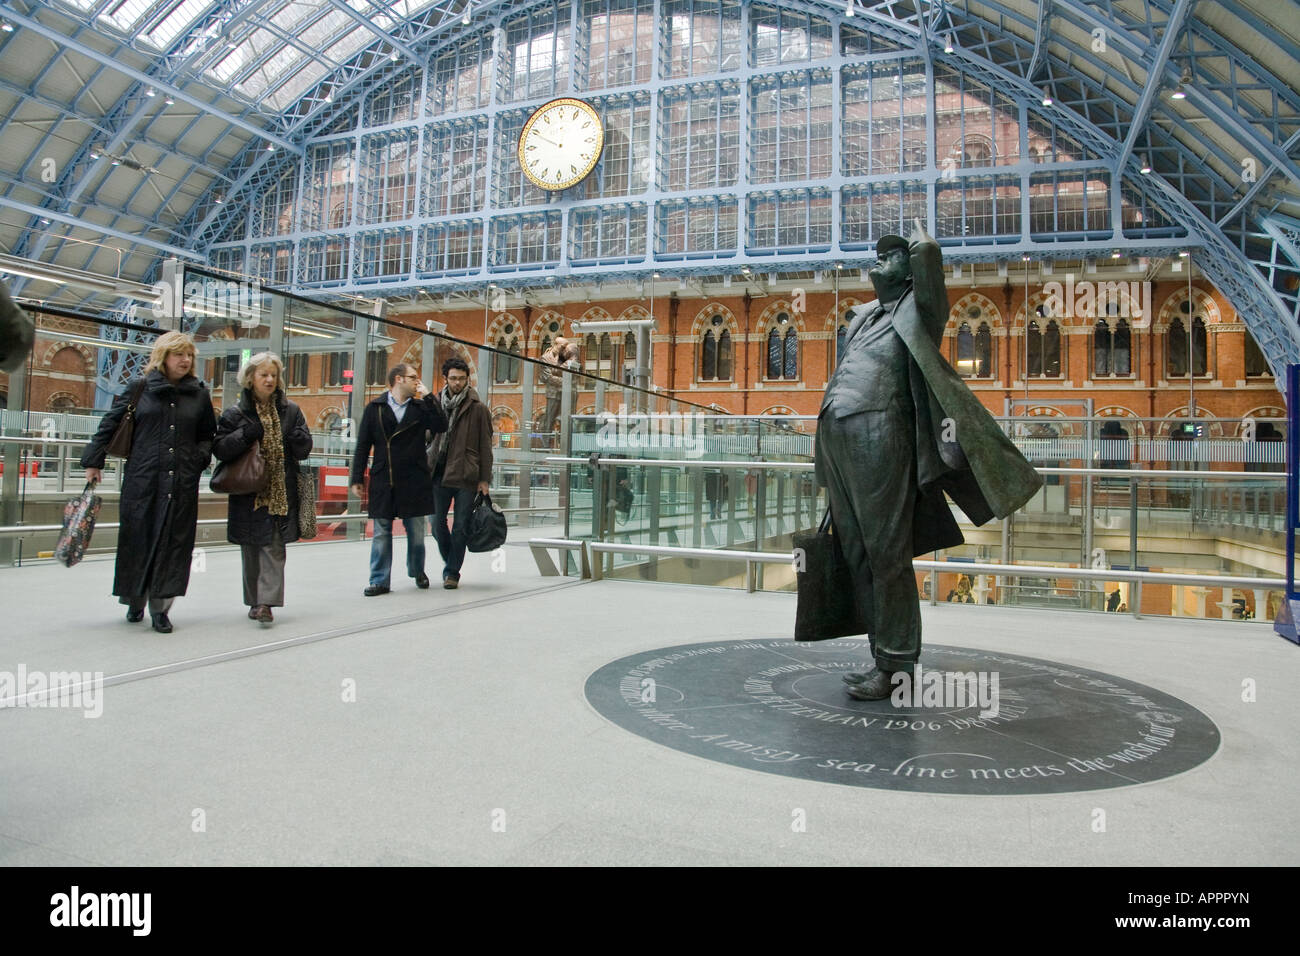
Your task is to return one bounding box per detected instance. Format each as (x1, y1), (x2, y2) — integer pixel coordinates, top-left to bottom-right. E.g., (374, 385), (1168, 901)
(518, 98), (604, 191)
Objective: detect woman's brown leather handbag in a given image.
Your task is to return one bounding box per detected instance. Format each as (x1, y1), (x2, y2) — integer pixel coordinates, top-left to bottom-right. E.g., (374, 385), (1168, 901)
(210, 441), (268, 495)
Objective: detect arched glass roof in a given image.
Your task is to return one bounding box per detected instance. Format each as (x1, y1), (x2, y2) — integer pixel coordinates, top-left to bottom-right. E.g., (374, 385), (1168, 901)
(0, 0), (1297, 371)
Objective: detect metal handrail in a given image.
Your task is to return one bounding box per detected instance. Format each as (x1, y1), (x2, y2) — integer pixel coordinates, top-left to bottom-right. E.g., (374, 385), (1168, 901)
(550, 455), (1284, 480)
(581, 538), (1283, 616)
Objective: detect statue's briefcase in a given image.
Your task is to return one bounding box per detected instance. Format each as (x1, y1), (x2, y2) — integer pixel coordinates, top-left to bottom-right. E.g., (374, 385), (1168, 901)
(793, 511), (871, 642)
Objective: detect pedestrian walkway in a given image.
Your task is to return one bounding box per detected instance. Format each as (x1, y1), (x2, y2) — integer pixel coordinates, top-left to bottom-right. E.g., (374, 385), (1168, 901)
(0, 540), (1296, 865)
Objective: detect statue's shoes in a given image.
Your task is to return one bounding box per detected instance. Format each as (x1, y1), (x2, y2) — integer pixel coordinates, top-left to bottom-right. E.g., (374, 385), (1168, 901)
(846, 670), (893, 701)
(842, 668), (878, 685)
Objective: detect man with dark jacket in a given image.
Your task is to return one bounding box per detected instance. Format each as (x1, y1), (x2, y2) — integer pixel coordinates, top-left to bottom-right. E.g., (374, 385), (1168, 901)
(350, 363), (448, 595)
(428, 357), (492, 588)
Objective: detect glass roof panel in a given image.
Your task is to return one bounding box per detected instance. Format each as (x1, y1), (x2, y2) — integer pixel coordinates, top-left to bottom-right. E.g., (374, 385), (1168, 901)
(146, 0), (214, 49)
(265, 60), (331, 111)
(240, 44), (311, 99)
(60, 0), (165, 45)
(324, 25), (380, 67)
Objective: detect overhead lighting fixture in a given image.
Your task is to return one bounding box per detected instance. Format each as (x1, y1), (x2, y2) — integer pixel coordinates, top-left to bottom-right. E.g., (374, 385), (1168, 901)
(462, 3), (472, 25)
(944, 37), (954, 54)
(1021, 254), (1032, 262)
(1111, 250), (1122, 259)
(39, 217), (51, 225)
(89, 147), (100, 159)
(146, 87), (156, 97)
(164, 95), (175, 105)
(213, 192), (224, 204)
(266, 143), (275, 151)
(111, 158), (121, 166)
(2, 20), (15, 32)
(1041, 89), (1053, 106)
(844, 0), (855, 17)
(1178, 250), (1190, 258)
(1170, 69), (1191, 100)
(389, 49), (399, 61)
(323, 90), (333, 104)
(1139, 155), (1152, 174)
(0, 254), (159, 303)
(284, 324), (335, 339)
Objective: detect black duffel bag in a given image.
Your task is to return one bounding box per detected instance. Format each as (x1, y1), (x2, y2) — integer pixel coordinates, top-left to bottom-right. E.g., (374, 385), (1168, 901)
(466, 492), (507, 553)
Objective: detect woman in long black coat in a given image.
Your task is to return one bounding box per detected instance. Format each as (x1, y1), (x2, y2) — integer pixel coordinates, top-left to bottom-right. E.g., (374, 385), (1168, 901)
(82, 331), (217, 633)
(212, 352), (313, 625)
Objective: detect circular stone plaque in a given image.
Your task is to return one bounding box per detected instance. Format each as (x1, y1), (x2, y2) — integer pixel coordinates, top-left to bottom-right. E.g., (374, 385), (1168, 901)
(584, 640), (1220, 794)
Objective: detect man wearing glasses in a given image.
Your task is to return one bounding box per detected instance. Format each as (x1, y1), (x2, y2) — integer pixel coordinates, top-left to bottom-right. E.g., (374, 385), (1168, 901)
(812, 221), (1041, 699)
(351, 363), (448, 595)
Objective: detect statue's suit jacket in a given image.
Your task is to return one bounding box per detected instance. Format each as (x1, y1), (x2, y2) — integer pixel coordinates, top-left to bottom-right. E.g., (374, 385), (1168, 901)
(815, 238), (1042, 558)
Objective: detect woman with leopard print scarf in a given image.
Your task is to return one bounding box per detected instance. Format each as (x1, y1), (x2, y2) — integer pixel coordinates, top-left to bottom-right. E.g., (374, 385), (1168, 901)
(212, 353), (314, 625)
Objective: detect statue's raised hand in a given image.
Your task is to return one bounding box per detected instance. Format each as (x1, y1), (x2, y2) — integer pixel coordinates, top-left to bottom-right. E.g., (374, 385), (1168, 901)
(909, 217), (933, 249)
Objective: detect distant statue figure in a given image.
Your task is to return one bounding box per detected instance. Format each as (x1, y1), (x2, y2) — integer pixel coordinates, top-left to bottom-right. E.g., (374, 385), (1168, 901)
(814, 220), (1043, 700)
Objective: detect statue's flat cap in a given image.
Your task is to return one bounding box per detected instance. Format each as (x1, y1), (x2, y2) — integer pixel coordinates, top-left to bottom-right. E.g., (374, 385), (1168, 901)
(877, 234), (908, 257)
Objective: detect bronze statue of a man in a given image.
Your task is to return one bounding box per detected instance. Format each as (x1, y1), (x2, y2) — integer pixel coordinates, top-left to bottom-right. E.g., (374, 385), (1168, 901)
(814, 220), (1042, 700)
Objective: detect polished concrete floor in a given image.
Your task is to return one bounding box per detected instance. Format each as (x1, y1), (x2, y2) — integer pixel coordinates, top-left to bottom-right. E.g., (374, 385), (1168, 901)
(1, 536), (1296, 866)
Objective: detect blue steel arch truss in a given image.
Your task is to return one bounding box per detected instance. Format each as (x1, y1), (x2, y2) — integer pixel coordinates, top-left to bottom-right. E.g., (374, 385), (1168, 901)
(0, 0), (1297, 381)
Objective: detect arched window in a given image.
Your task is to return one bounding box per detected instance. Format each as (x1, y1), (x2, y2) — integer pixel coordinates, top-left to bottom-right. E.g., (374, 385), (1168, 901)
(953, 321), (992, 378)
(700, 316), (732, 381)
(956, 322), (975, 377)
(1192, 316), (1207, 375)
(494, 325), (521, 384)
(1246, 421), (1283, 473)
(1114, 319), (1131, 375)
(835, 323), (848, 362)
(701, 329), (717, 380)
(764, 312), (798, 380)
(1167, 302), (1208, 376)
(1244, 330), (1268, 377)
(1026, 318), (1060, 377)
(1043, 320), (1061, 376)
(1093, 319), (1112, 376)
(1167, 318), (1187, 377)
(366, 348), (389, 386)
(766, 327), (782, 379)
(1099, 419), (1131, 470)
(975, 322), (992, 377)
(622, 332), (637, 385)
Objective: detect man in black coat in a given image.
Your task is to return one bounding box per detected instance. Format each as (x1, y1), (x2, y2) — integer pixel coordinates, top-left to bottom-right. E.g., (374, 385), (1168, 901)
(350, 363), (448, 595)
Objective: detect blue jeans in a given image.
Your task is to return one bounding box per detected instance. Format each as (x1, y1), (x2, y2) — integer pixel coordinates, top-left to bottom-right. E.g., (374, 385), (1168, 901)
(369, 516), (426, 587)
(432, 484), (476, 579)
